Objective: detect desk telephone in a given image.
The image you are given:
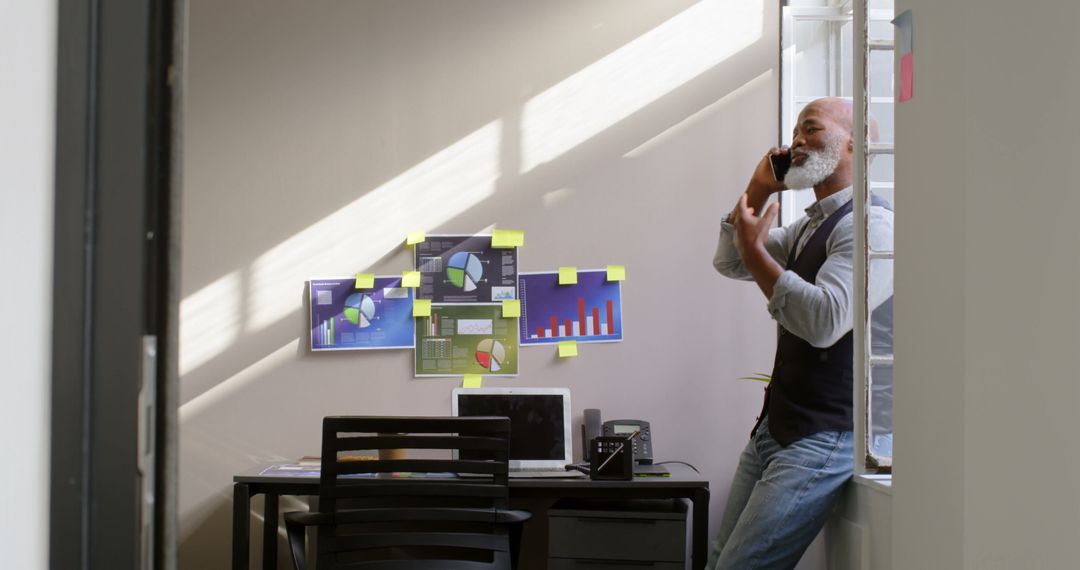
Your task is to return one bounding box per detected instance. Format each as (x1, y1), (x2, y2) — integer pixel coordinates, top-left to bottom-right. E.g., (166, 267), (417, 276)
(582, 409), (653, 465)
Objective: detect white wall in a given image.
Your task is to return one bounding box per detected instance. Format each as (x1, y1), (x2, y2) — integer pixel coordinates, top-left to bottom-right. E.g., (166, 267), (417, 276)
(176, 1), (826, 568)
(0, 0), (56, 567)
(828, 483), (892, 570)
(892, 0), (1080, 567)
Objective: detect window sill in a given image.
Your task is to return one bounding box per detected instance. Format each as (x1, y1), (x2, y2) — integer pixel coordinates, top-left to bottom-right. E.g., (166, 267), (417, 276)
(853, 473), (892, 495)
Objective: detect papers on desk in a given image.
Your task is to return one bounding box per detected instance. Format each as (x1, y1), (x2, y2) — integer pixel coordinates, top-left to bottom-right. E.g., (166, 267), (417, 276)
(260, 464), (321, 477)
(258, 464), (457, 478)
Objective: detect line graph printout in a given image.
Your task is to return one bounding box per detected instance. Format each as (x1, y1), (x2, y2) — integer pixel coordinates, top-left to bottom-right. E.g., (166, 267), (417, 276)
(309, 276), (415, 351)
(413, 235), (518, 303)
(415, 304), (518, 377)
(518, 270), (624, 346)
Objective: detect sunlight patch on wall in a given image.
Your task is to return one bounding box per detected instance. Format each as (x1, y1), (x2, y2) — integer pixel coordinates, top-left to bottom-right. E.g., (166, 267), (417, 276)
(520, 0), (763, 173)
(179, 271), (242, 377)
(179, 339), (298, 422)
(245, 121), (503, 332)
(623, 70), (774, 158)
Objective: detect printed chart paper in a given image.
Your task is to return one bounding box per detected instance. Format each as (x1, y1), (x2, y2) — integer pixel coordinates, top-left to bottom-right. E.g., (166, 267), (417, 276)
(518, 270), (624, 346)
(309, 277), (415, 351)
(413, 235), (519, 303)
(415, 304), (519, 377)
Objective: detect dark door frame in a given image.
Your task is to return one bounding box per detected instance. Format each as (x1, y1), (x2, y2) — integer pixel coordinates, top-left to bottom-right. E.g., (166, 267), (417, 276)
(51, 0), (178, 568)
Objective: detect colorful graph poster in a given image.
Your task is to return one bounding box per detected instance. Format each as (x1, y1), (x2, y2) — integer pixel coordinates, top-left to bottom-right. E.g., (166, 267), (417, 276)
(518, 270), (624, 346)
(413, 235), (518, 303)
(309, 277), (415, 351)
(415, 304), (519, 377)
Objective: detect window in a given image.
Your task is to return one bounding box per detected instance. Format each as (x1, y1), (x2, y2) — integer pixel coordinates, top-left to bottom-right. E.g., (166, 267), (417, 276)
(780, 0), (895, 472)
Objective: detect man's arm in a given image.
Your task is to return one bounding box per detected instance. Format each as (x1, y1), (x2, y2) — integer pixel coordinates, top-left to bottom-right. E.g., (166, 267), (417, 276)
(767, 208), (894, 347)
(713, 148), (791, 281)
(733, 194), (784, 298)
(712, 214), (789, 281)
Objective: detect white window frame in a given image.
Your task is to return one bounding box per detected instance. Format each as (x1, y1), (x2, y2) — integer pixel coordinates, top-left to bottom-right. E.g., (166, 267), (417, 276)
(780, 0), (895, 475)
(780, 2), (852, 226)
(853, 0), (894, 476)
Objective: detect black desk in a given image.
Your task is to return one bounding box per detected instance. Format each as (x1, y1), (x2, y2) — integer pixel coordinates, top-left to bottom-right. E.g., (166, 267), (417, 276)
(233, 465), (709, 570)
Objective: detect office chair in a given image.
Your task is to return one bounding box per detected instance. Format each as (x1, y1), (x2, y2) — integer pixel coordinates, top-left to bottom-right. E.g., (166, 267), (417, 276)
(283, 416), (531, 570)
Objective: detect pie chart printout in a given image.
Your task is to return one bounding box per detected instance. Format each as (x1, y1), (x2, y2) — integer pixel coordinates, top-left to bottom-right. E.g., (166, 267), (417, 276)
(414, 235), (518, 303)
(475, 339), (506, 372)
(343, 293), (376, 328)
(414, 304), (518, 376)
(447, 252), (483, 292)
(309, 277), (415, 351)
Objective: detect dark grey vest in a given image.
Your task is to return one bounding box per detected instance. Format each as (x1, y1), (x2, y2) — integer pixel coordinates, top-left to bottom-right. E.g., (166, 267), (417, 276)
(753, 196), (893, 446)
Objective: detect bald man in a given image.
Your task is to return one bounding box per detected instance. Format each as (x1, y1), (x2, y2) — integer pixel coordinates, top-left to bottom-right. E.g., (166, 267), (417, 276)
(709, 98), (894, 569)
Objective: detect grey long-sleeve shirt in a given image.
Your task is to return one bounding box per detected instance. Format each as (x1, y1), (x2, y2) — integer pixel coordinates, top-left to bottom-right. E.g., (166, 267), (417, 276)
(713, 187), (894, 348)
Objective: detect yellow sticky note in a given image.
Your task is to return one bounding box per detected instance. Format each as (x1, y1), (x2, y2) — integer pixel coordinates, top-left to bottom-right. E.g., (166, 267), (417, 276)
(463, 374), (483, 388)
(558, 267), (578, 285)
(413, 299), (432, 317)
(406, 231), (426, 245)
(558, 340), (578, 358)
(502, 300), (521, 318)
(606, 265), (626, 281)
(402, 271), (421, 288)
(492, 229), (525, 248)
(354, 273), (375, 289)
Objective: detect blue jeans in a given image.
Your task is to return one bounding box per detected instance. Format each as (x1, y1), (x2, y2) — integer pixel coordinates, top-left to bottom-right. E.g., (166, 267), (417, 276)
(707, 416), (854, 570)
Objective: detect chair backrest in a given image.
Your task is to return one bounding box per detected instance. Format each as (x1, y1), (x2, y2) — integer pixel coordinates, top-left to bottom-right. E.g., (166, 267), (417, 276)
(316, 416), (513, 569)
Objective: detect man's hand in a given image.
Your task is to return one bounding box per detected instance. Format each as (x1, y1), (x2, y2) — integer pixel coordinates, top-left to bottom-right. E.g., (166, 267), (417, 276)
(734, 193), (779, 254)
(749, 147), (789, 197)
(733, 193), (783, 298)
(727, 148), (789, 225)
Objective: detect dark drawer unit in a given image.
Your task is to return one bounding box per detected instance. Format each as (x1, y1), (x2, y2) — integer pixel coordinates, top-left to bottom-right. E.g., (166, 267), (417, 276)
(549, 560), (684, 570)
(548, 499), (689, 568)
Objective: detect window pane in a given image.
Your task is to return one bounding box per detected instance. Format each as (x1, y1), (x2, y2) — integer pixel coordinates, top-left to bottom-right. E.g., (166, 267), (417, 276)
(868, 19), (894, 44)
(840, 20), (853, 99)
(870, 154), (895, 211)
(795, 20), (834, 99)
(870, 363), (893, 458)
(869, 101), (894, 144)
(870, 292), (894, 356)
(869, 50), (893, 101)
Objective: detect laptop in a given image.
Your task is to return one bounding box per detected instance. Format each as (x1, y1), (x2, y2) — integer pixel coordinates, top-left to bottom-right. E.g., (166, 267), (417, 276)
(451, 387), (585, 478)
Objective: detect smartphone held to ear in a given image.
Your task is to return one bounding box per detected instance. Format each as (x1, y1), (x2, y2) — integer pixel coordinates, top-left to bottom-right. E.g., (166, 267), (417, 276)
(770, 152), (792, 182)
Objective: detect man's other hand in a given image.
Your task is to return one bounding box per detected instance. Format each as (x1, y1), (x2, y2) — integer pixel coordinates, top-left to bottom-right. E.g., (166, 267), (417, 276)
(734, 193), (779, 255)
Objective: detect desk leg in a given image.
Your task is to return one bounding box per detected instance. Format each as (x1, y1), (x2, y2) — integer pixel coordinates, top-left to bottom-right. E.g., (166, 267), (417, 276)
(691, 488), (711, 570)
(233, 483), (250, 570)
(262, 493), (279, 570)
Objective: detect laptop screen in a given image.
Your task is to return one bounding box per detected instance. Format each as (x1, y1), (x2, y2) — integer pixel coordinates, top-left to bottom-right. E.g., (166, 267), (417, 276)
(452, 388), (572, 469)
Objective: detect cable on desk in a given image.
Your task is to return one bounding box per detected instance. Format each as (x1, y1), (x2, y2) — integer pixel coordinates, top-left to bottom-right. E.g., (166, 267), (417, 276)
(653, 461), (700, 474)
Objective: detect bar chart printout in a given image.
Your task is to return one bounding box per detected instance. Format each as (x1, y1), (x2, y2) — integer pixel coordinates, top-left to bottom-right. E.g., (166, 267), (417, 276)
(518, 270), (624, 346)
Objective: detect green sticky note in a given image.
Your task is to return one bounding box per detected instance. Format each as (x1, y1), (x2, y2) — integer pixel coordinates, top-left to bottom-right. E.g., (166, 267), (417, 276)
(354, 273), (375, 289)
(413, 299), (432, 317)
(402, 271), (421, 288)
(502, 300), (521, 318)
(558, 267), (578, 285)
(406, 231), (426, 245)
(606, 265), (626, 281)
(492, 229), (525, 248)
(558, 340), (578, 358)
(463, 374), (483, 388)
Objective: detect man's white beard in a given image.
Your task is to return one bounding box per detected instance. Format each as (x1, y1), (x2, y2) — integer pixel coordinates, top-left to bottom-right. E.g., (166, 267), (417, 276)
(784, 137), (843, 190)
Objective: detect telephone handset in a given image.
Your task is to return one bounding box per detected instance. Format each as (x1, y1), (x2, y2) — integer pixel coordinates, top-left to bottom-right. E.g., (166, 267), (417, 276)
(582, 409), (654, 465)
